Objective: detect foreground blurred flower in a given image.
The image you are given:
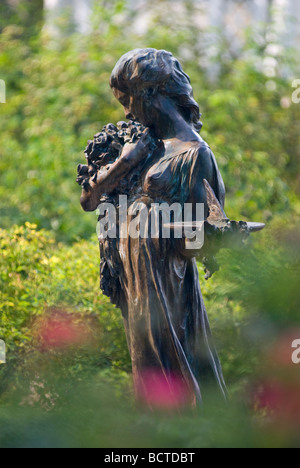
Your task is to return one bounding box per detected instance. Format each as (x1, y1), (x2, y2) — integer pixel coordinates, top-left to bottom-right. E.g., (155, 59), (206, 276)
(136, 369), (193, 410)
(34, 309), (93, 351)
(254, 380), (300, 416)
(251, 329), (300, 427)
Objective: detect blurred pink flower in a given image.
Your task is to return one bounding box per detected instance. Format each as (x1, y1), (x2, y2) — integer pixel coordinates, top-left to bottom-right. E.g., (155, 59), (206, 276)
(36, 309), (91, 350)
(136, 368), (193, 410)
(254, 380), (286, 412)
(252, 328), (300, 427)
(253, 379), (300, 423)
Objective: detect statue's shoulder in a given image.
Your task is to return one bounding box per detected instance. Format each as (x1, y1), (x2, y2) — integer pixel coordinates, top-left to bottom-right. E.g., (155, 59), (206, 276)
(190, 138), (225, 202)
(191, 138), (216, 171)
(193, 136), (212, 156)
(193, 138), (225, 203)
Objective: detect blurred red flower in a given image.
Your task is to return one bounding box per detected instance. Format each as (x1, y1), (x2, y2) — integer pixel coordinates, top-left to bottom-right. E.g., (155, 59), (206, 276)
(136, 368), (193, 410)
(35, 309), (92, 351)
(252, 328), (300, 427)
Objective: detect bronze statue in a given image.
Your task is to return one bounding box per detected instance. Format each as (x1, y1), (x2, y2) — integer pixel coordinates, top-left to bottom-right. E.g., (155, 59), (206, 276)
(77, 49), (264, 408)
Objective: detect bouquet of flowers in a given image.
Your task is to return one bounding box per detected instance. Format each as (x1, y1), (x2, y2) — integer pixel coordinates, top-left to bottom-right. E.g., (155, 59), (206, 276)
(76, 120), (146, 193)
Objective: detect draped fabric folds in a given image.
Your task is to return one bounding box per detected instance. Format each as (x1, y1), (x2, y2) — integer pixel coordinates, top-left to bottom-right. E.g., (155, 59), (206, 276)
(100, 140), (227, 406)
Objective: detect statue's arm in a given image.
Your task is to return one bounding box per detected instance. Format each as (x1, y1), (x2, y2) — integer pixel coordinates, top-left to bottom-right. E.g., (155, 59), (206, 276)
(80, 129), (153, 212)
(185, 145), (250, 277)
(191, 144), (226, 214)
(181, 145), (228, 275)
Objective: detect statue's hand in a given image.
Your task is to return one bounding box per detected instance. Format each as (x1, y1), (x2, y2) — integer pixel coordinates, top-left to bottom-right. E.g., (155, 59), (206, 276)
(79, 129), (156, 212)
(118, 128), (155, 169)
(221, 221), (250, 249)
(198, 222), (250, 280)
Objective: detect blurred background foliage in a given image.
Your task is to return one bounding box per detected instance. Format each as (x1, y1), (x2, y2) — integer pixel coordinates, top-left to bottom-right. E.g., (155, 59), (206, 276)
(0, 0), (300, 448)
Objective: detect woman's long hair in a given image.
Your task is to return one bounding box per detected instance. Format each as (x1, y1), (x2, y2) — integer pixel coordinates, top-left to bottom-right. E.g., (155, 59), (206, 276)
(110, 48), (202, 132)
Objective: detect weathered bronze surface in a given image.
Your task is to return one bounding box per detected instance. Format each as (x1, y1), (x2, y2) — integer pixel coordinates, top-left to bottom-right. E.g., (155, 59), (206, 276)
(77, 49), (264, 407)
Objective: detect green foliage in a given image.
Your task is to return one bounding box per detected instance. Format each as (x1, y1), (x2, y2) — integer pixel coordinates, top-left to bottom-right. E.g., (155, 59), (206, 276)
(0, 224), (130, 393)
(0, 377), (265, 448)
(0, 1), (299, 241)
(1, 220), (299, 395)
(0, 376), (256, 448)
(0, 223), (299, 447)
(0, 0), (43, 40)
(197, 64), (300, 222)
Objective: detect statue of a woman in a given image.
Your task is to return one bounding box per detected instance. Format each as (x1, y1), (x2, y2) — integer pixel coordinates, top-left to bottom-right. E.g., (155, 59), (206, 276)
(79, 49), (229, 407)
